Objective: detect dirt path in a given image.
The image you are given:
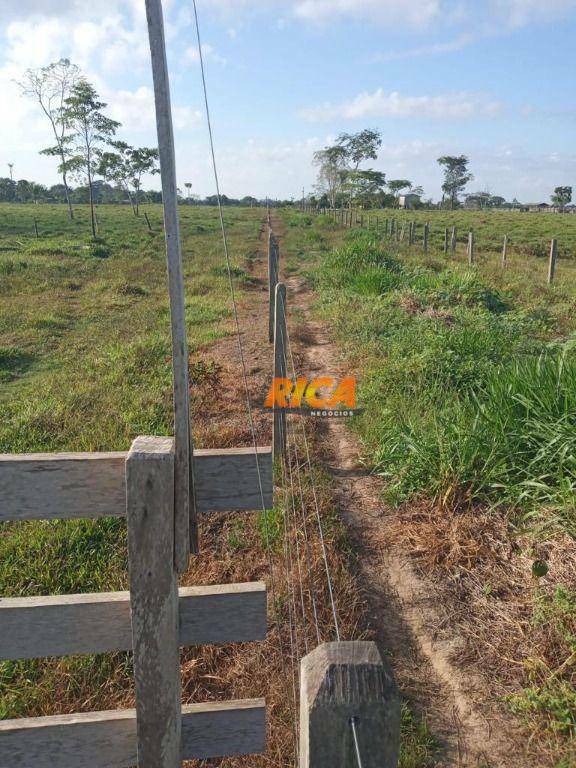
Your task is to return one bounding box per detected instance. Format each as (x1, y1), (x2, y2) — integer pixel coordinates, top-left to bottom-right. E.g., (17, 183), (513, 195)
(270, 214), (530, 768)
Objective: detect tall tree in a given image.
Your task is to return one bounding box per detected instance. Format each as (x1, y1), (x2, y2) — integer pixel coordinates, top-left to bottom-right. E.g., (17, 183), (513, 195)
(98, 142), (158, 215)
(551, 186), (572, 209)
(437, 155), (473, 209)
(336, 129), (382, 172)
(18, 59), (80, 219)
(387, 179), (412, 197)
(60, 79), (120, 237)
(313, 145), (348, 208)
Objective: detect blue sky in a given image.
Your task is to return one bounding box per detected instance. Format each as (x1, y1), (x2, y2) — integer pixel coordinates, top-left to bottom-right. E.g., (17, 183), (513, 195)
(2, 0), (576, 201)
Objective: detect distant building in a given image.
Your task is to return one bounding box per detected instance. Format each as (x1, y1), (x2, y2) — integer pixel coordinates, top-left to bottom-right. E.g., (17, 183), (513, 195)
(398, 193), (420, 209)
(526, 202), (551, 212)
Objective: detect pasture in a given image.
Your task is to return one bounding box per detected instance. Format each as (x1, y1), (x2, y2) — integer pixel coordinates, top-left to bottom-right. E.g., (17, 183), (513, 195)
(282, 206), (576, 765)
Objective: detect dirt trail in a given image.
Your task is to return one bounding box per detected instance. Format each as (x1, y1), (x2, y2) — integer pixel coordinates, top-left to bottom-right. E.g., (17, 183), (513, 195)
(270, 215), (529, 768)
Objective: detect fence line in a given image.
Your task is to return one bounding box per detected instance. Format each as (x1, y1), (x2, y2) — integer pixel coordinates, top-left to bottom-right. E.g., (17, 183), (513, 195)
(300, 205), (571, 284)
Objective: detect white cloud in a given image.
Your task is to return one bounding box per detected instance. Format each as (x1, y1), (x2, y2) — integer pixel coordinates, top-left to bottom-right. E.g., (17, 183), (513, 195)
(300, 88), (503, 122)
(293, 0), (440, 26)
(494, 0), (576, 27)
(373, 34), (473, 62)
(184, 43), (227, 66)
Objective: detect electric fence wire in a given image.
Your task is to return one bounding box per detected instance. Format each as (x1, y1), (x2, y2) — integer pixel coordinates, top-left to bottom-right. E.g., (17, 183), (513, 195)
(190, 0), (299, 750)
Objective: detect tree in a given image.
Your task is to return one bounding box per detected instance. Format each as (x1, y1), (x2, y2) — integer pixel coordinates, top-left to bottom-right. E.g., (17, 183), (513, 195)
(7, 163), (14, 181)
(551, 186), (572, 210)
(18, 59), (80, 219)
(437, 155), (473, 209)
(336, 129), (382, 171)
(387, 179), (412, 197)
(184, 182), (193, 203)
(98, 142), (159, 215)
(313, 145), (348, 208)
(60, 79), (120, 237)
(343, 169), (386, 208)
(0, 178), (16, 202)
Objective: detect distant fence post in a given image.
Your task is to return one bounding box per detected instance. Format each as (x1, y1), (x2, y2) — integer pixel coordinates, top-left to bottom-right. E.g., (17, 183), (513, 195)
(501, 234), (508, 266)
(127, 436), (181, 768)
(268, 232), (279, 342)
(443, 227), (448, 254)
(300, 641), (400, 768)
(409, 221), (415, 245)
(548, 238), (558, 284)
(467, 231), (475, 264)
(450, 226), (457, 256)
(273, 283), (287, 465)
(349, 210), (353, 229)
(423, 223), (429, 253)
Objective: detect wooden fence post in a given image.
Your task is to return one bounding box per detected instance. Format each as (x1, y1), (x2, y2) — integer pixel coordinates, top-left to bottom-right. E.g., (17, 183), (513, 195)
(467, 231), (475, 264)
(502, 234), (508, 266)
(273, 283), (287, 465)
(349, 210), (353, 229)
(409, 221), (414, 245)
(400, 223), (405, 242)
(443, 227), (448, 254)
(268, 232), (279, 343)
(127, 436), (181, 768)
(300, 642), (400, 768)
(548, 238), (557, 284)
(450, 226), (457, 256)
(423, 223), (429, 253)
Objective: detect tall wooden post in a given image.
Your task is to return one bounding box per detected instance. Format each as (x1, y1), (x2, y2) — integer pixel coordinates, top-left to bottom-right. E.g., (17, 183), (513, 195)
(145, 0), (195, 565)
(468, 231), (475, 264)
(502, 234), (508, 266)
(450, 226), (457, 256)
(300, 642), (400, 768)
(409, 221), (415, 245)
(273, 283), (287, 465)
(548, 238), (558, 284)
(127, 436), (181, 768)
(268, 232), (279, 343)
(423, 223), (429, 253)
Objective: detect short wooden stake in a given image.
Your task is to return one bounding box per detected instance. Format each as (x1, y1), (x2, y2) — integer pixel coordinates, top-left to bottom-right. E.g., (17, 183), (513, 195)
(450, 226), (457, 256)
(548, 238), (557, 284)
(423, 222), (429, 253)
(127, 436), (181, 768)
(273, 283), (287, 465)
(501, 234), (508, 266)
(468, 231), (475, 264)
(268, 232), (279, 343)
(300, 641), (400, 768)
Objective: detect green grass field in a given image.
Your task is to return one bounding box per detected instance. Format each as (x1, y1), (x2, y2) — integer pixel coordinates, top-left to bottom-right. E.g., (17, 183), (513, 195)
(282, 208), (576, 765)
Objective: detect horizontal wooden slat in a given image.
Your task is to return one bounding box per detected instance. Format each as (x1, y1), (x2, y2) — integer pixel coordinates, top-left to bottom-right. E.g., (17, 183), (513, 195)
(0, 446), (273, 522)
(0, 699), (266, 767)
(0, 582), (266, 661)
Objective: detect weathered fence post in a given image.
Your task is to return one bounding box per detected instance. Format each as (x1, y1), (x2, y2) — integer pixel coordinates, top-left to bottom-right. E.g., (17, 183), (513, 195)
(467, 231), (475, 264)
(268, 231), (279, 342)
(300, 642), (400, 768)
(273, 283), (287, 465)
(349, 210), (353, 229)
(127, 436), (181, 768)
(400, 223), (405, 242)
(408, 221), (414, 245)
(548, 238), (557, 284)
(501, 234), (508, 266)
(33, 218), (39, 238)
(443, 227), (448, 254)
(450, 226), (457, 256)
(360, 214), (364, 228)
(423, 223), (429, 253)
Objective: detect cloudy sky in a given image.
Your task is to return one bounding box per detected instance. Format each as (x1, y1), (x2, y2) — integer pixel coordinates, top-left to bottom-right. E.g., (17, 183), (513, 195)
(2, 0), (576, 201)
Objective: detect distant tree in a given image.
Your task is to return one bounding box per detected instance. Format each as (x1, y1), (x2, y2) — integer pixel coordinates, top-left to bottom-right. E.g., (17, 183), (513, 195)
(0, 178), (16, 202)
(7, 163), (14, 181)
(98, 142), (158, 215)
(336, 129), (382, 172)
(437, 155), (473, 209)
(551, 186), (572, 209)
(18, 59), (80, 219)
(344, 169), (386, 208)
(60, 79), (120, 237)
(387, 179), (412, 197)
(184, 182), (193, 203)
(313, 145), (348, 207)
(241, 195), (258, 207)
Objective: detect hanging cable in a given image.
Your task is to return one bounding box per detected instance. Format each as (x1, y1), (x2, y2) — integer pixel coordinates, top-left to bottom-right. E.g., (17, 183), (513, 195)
(350, 718), (364, 768)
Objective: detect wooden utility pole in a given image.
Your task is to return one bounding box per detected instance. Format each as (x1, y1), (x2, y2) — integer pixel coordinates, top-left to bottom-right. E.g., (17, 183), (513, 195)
(145, 0), (195, 566)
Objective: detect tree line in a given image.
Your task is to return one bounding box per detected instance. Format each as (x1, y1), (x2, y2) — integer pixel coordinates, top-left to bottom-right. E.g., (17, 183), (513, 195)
(312, 129), (572, 211)
(14, 59), (159, 235)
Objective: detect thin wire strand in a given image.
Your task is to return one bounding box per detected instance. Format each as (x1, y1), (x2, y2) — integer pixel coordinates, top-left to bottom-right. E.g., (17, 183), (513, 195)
(280, 290), (341, 641)
(350, 718), (364, 768)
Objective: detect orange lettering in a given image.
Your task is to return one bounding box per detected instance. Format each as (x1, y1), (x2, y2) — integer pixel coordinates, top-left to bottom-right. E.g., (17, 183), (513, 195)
(326, 377), (356, 408)
(264, 378), (293, 408)
(305, 377), (336, 408)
